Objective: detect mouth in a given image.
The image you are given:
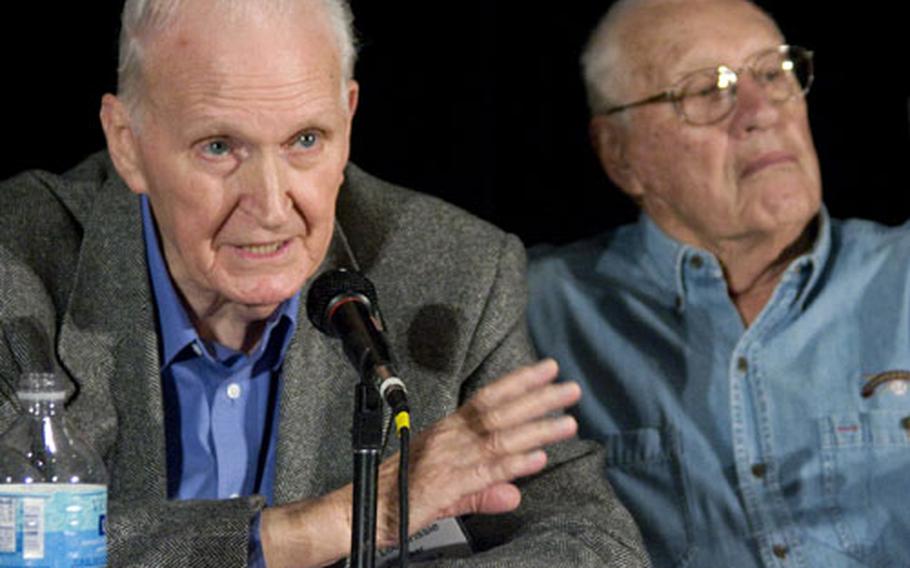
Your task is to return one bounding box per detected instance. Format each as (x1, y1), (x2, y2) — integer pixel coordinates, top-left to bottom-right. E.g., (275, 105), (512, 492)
(740, 151), (798, 179)
(233, 239), (292, 259)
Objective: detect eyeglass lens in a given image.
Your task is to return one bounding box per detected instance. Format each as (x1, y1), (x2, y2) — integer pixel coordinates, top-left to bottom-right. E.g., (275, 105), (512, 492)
(676, 47), (812, 125)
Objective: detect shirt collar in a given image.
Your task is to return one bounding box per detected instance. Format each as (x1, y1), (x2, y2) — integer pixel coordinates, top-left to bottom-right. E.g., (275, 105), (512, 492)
(633, 206), (833, 310)
(787, 205), (831, 310)
(140, 195), (300, 370)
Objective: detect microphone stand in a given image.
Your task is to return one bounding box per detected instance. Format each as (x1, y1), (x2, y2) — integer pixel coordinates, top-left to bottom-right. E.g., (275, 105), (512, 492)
(350, 378), (384, 567)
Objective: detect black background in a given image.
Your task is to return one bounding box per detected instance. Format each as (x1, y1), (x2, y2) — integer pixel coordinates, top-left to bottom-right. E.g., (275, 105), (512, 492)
(2, 2), (909, 246)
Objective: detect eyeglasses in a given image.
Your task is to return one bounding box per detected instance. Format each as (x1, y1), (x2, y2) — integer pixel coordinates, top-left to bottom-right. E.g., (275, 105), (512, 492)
(601, 45), (814, 125)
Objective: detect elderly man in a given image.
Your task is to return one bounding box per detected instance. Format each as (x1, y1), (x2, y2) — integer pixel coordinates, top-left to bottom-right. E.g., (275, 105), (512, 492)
(529, 0), (910, 567)
(0, 1), (651, 567)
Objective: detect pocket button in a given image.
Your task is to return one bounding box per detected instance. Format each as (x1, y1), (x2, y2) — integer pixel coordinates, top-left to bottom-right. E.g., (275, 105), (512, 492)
(772, 544), (789, 559)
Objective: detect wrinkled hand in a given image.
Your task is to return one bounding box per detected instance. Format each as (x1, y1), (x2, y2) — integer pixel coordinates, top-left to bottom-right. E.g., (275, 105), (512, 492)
(261, 359), (580, 568)
(375, 358), (580, 545)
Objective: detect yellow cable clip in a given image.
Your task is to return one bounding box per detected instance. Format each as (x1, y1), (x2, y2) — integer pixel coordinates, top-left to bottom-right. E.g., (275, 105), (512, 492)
(394, 411), (411, 435)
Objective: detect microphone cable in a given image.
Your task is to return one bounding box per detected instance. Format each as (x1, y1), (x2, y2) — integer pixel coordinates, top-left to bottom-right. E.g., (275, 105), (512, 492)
(397, 419), (410, 568)
(383, 405), (410, 568)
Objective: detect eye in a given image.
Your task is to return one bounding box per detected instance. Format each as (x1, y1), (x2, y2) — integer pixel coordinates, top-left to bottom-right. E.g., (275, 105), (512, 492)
(293, 131), (320, 150)
(691, 84), (723, 99)
(760, 66), (786, 84)
(680, 76), (724, 101)
(202, 139), (232, 157)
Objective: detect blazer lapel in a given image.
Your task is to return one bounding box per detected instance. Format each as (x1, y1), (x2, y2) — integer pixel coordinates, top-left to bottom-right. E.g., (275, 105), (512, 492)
(58, 176), (168, 500)
(273, 224), (371, 504)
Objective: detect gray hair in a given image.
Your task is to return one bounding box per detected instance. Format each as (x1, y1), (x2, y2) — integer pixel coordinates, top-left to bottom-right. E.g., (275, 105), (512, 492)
(117, 0), (357, 113)
(581, 0), (643, 115)
(581, 0), (773, 115)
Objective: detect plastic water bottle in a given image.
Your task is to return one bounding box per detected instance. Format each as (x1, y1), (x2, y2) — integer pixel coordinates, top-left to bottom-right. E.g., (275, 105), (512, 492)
(0, 372), (107, 567)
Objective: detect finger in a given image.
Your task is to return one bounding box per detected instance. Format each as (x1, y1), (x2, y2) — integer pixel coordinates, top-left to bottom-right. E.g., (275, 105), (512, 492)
(475, 449), (548, 490)
(475, 380), (581, 432)
(483, 414), (578, 458)
(431, 449), (545, 507)
(412, 414), (574, 491)
(469, 358), (559, 412)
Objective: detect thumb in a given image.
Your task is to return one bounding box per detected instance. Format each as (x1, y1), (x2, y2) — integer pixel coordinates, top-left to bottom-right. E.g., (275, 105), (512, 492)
(441, 483), (523, 518)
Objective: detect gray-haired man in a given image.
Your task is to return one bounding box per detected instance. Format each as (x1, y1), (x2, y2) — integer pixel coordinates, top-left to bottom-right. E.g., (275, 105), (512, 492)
(530, 0), (910, 567)
(0, 0), (649, 566)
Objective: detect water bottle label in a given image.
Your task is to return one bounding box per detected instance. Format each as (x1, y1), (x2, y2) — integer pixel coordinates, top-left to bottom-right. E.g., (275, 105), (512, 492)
(0, 484), (106, 567)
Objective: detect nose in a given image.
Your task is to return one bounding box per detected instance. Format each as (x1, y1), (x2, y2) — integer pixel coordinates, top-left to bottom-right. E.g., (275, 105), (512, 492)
(238, 151), (291, 229)
(729, 73), (782, 135)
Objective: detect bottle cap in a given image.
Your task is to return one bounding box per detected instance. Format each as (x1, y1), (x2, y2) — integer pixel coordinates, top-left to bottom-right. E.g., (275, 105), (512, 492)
(17, 372), (66, 401)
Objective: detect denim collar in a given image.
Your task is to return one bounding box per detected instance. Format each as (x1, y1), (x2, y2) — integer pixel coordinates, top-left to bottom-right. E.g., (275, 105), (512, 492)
(628, 206), (832, 312)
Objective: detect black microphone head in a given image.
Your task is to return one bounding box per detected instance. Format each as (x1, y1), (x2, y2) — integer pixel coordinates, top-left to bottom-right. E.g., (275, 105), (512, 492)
(306, 268), (380, 336)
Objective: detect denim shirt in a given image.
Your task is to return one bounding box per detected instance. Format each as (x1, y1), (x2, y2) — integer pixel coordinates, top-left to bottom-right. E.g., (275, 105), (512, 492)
(528, 210), (910, 568)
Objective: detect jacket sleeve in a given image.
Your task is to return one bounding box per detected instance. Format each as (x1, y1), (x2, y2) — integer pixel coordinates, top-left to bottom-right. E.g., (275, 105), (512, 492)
(106, 498), (263, 567)
(0, 232), (261, 568)
(437, 233), (651, 568)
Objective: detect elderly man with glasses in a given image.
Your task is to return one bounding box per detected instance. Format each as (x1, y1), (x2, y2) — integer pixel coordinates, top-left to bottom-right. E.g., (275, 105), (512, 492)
(528, 0), (910, 567)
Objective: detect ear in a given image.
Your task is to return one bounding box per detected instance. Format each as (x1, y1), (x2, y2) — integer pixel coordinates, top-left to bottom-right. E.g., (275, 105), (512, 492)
(346, 79), (360, 118)
(337, 80), (360, 188)
(99, 94), (149, 195)
(590, 114), (644, 200)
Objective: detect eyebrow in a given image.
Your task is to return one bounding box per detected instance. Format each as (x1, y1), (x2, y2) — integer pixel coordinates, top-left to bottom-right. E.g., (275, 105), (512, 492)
(180, 110), (340, 145)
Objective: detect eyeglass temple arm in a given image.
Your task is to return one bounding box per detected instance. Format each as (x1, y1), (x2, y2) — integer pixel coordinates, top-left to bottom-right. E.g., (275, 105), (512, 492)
(600, 91), (676, 116)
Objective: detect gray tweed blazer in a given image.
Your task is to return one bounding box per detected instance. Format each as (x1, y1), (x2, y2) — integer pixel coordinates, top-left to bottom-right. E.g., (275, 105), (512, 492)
(0, 153), (650, 567)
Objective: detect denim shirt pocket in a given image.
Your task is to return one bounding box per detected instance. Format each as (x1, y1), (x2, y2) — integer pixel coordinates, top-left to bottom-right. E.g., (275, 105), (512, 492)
(817, 410), (910, 566)
(601, 427), (695, 568)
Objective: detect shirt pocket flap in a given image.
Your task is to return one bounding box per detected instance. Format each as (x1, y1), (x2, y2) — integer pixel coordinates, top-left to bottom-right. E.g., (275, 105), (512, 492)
(819, 410), (910, 449)
(602, 427), (676, 466)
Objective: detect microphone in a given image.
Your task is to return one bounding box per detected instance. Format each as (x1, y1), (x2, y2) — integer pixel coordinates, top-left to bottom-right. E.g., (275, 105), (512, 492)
(306, 268), (410, 431)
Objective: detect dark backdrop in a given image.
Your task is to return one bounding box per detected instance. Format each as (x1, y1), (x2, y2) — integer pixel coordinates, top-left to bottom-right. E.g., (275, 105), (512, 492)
(3, 2), (908, 246)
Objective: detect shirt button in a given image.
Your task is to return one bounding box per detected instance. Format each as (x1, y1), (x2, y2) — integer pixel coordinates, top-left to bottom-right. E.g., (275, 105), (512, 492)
(737, 357), (749, 373)
(229, 493), (240, 499)
(191, 344), (203, 356)
(751, 463), (767, 478)
(901, 416), (910, 432)
(226, 383), (242, 400)
(772, 544), (789, 559)
(689, 255), (704, 269)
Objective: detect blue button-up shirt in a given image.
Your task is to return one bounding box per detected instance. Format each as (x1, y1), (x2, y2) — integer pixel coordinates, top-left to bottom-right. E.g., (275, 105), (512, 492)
(141, 196), (298, 562)
(528, 210), (910, 568)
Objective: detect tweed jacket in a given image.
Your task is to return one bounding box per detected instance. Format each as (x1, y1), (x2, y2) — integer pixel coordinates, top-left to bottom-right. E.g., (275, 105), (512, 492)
(0, 153), (649, 567)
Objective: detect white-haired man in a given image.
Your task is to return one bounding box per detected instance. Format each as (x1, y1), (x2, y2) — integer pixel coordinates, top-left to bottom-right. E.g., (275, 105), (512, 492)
(529, 0), (910, 567)
(0, 0), (651, 566)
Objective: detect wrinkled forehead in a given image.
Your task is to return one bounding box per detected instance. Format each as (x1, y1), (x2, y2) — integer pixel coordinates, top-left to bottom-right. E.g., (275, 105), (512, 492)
(140, 0), (343, 109)
(621, 0), (784, 91)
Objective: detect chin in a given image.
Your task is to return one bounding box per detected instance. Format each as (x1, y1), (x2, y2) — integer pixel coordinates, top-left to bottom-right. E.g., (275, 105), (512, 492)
(755, 180), (819, 222)
(748, 205), (818, 244)
(228, 278), (305, 311)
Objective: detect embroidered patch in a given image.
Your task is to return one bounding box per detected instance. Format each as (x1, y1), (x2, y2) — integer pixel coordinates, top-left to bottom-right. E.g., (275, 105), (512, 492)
(861, 370), (910, 398)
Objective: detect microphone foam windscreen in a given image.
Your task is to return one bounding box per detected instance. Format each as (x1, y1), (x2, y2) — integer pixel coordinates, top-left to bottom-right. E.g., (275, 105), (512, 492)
(306, 268), (379, 335)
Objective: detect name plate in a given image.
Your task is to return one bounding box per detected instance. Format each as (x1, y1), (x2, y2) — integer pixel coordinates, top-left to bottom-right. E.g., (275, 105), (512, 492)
(376, 517), (472, 566)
